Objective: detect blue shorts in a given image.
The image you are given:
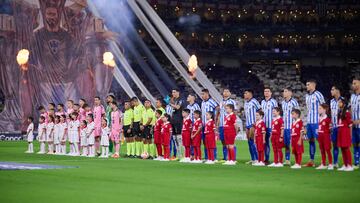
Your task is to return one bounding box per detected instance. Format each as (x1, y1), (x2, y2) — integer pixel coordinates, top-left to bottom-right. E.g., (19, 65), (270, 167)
(246, 125), (253, 130)
(331, 128), (338, 143)
(284, 129), (291, 146)
(352, 128), (360, 144)
(219, 126), (225, 141)
(306, 124), (318, 139)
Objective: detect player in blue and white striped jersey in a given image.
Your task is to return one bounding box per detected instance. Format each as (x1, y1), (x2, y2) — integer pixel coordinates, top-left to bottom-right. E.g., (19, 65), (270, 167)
(244, 89), (261, 164)
(351, 77), (360, 168)
(261, 87), (278, 164)
(165, 104), (173, 116)
(304, 79), (325, 167)
(281, 87), (299, 165)
(216, 88), (237, 161)
(201, 89), (219, 160)
(330, 85), (343, 167)
(186, 94), (201, 122)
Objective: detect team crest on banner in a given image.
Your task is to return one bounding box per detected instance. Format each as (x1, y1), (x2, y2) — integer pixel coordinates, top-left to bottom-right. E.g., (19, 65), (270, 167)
(48, 39), (61, 54)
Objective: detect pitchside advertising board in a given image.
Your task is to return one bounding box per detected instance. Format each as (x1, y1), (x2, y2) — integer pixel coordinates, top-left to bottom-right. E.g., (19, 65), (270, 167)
(0, 132), (35, 141)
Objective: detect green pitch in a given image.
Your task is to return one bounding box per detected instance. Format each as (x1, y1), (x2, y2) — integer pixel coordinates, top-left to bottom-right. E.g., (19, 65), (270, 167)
(0, 141), (359, 203)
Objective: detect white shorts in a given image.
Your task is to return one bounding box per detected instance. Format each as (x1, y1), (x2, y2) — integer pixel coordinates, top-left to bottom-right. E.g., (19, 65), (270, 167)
(38, 133), (45, 142)
(87, 135), (95, 145)
(46, 133), (53, 142)
(69, 131), (79, 143)
(100, 135), (109, 146)
(80, 136), (87, 146)
(27, 134), (34, 142)
(53, 133), (60, 144)
(60, 134), (67, 143)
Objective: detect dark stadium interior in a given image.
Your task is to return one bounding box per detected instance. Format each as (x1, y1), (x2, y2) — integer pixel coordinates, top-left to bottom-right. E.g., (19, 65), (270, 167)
(0, 0), (360, 111)
(102, 0), (360, 107)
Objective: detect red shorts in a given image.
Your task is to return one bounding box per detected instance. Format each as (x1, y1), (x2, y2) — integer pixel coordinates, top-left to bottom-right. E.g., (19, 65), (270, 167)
(162, 134), (171, 145)
(182, 131), (191, 147)
(154, 132), (162, 144)
(291, 136), (304, 154)
(318, 133), (331, 150)
(255, 136), (264, 152)
(271, 134), (284, 149)
(110, 129), (120, 142)
(205, 133), (216, 149)
(224, 129), (236, 145)
(337, 129), (351, 148)
(191, 133), (202, 147)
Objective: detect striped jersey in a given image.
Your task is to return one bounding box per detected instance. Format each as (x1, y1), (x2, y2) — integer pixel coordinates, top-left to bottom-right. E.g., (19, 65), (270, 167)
(305, 90), (325, 124)
(186, 102), (201, 122)
(330, 97), (343, 128)
(350, 93), (360, 128)
(261, 98), (278, 129)
(219, 98), (237, 127)
(244, 98), (261, 127)
(165, 104), (173, 116)
(201, 98), (218, 124)
(281, 98), (299, 129)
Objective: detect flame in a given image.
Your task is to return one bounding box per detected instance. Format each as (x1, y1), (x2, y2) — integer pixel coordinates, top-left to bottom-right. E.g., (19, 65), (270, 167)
(108, 59), (116, 68)
(16, 49), (30, 66)
(103, 52), (115, 67)
(188, 54), (198, 73)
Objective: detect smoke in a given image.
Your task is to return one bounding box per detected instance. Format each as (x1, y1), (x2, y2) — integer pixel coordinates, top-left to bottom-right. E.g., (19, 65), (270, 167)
(88, 0), (134, 36)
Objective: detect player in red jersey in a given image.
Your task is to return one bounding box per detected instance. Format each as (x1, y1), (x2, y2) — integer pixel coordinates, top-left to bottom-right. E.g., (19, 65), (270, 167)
(204, 111), (216, 164)
(153, 110), (164, 161)
(180, 109), (192, 163)
(290, 109), (304, 169)
(223, 104), (237, 165)
(268, 107), (284, 167)
(253, 110), (266, 166)
(161, 113), (172, 162)
(191, 110), (202, 163)
(337, 98), (354, 171)
(317, 104), (333, 170)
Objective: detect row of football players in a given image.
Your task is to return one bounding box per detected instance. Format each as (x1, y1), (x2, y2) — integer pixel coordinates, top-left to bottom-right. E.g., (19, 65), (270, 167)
(24, 97), (122, 158)
(23, 78), (360, 171)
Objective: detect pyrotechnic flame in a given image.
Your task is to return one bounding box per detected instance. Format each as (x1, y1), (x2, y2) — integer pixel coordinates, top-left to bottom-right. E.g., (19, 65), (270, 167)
(16, 49), (30, 66)
(188, 54), (198, 73)
(103, 52), (115, 67)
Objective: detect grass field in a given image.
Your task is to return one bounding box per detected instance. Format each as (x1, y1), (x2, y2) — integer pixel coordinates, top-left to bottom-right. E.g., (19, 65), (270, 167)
(0, 141), (359, 203)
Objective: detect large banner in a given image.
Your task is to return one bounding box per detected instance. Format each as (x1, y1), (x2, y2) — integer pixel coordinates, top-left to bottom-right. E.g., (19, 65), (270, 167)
(0, 0), (114, 131)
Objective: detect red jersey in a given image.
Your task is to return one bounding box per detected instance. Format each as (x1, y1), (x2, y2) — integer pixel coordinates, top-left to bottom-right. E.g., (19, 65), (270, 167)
(154, 118), (163, 144)
(291, 119), (303, 137)
(182, 117), (192, 134)
(161, 121), (172, 145)
(224, 113), (236, 136)
(154, 118), (163, 135)
(255, 120), (266, 138)
(291, 119), (304, 154)
(337, 112), (352, 147)
(192, 118), (202, 136)
(204, 119), (215, 136)
(271, 117), (284, 137)
(318, 116), (331, 137)
(192, 118), (202, 147)
(205, 119), (216, 148)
